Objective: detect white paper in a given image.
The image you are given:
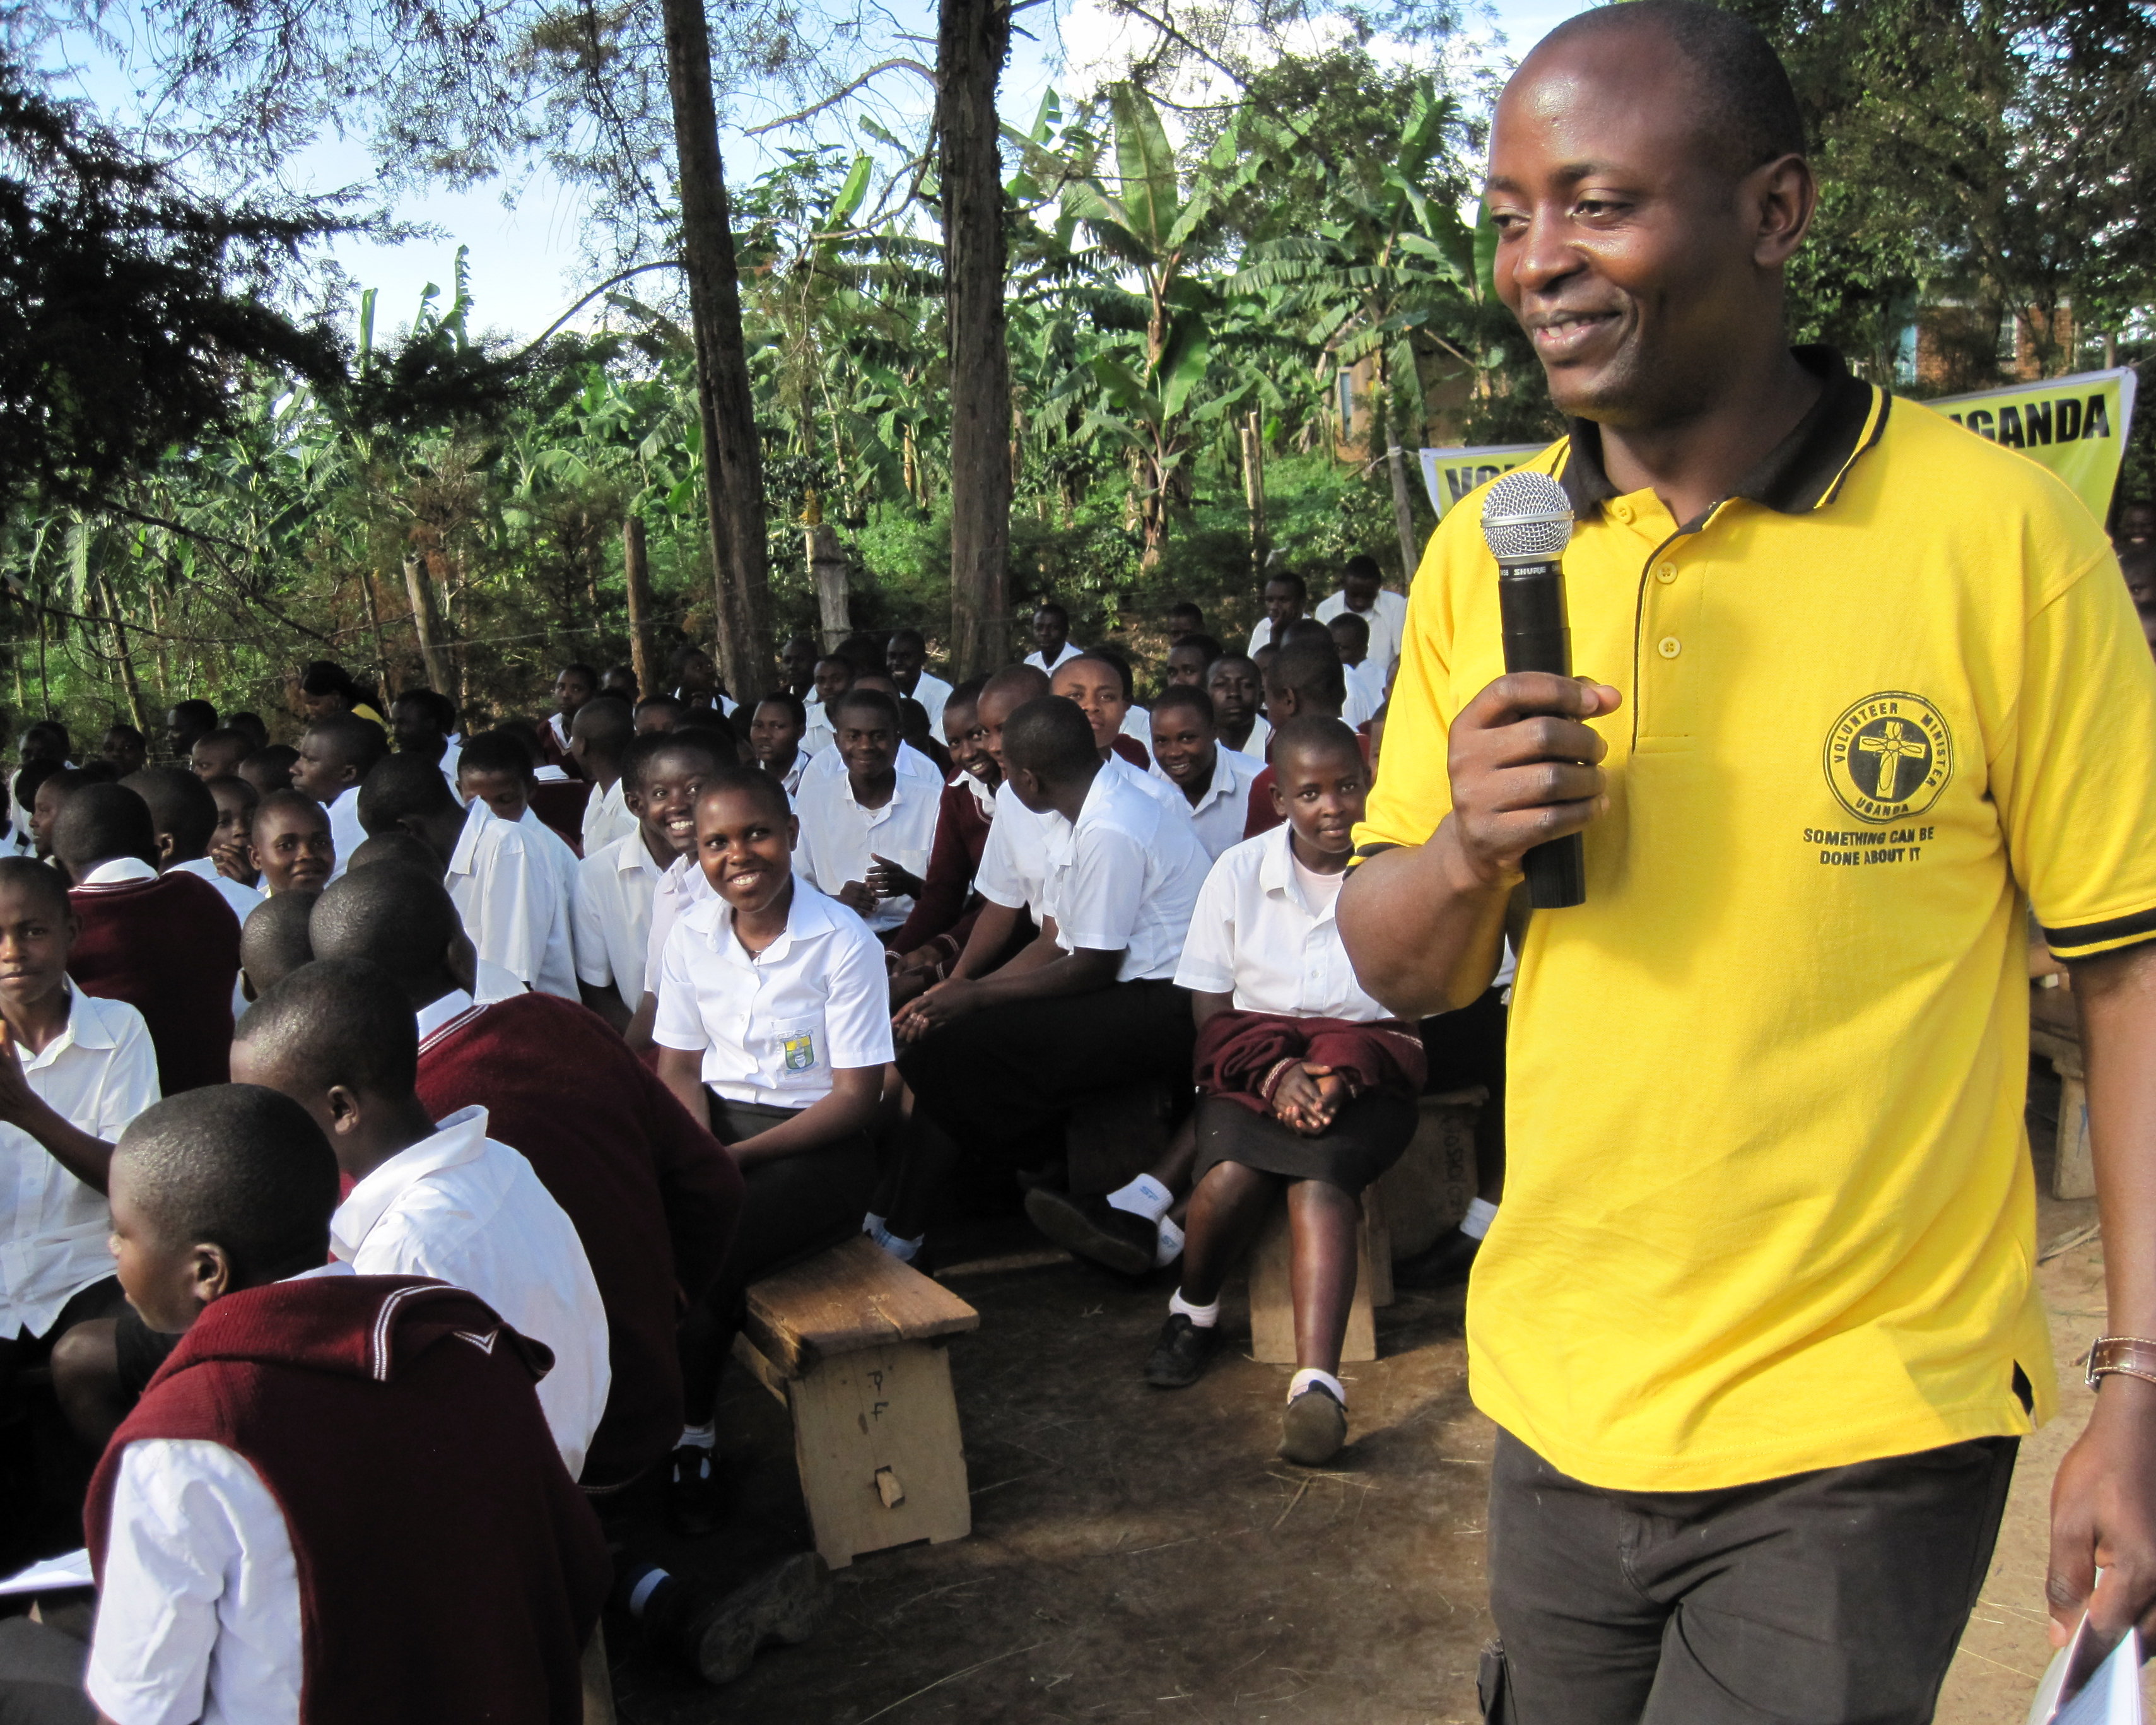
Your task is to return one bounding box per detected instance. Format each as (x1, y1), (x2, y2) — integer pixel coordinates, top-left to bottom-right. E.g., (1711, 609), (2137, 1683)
(2054, 1628), (2143, 1725)
(0, 1548), (91, 1596)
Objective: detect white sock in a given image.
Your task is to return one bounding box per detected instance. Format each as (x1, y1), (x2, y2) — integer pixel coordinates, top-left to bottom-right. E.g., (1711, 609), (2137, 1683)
(1108, 1174), (1174, 1222)
(1288, 1367), (1346, 1408)
(861, 1211), (886, 1236)
(866, 1218), (922, 1261)
(678, 1422), (715, 1450)
(1168, 1289), (1219, 1328)
(1460, 1196), (1499, 1241)
(627, 1567), (670, 1615)
(1154, 1216), (1185, 1267)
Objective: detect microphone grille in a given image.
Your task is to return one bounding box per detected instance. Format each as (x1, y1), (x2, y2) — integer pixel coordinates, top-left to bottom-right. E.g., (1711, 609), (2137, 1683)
(1480, 468), (1574, 562)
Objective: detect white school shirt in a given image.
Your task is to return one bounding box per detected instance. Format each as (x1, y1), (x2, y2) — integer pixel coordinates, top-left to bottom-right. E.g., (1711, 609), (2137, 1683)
(438, 734), (463, 791)
(1174, 823), (1389, 1020)
(1151, 745), (1265, 861)
(903, 671), (952, 736)
(1023, 642), (1085, 674)
(322, 785), (366, 883)
(641, 852), (717, 999)
(572, 830), (664, 994)
(1345, 657), (1388, 716)
(0, 984), (158, 1340)
(581, 777), (635, 855)
(974, 781), (1053, 917)
(774, 752), (810, 798)
(802, 698), (835, 758)
(1314, 586), (1409, 678)
(331, 1105), (608, 1479)
(1120, 706), (1152, 755)
(800, 738), (944, 791)
(546, 711), (573, 756)
(653, 881), (895, 1108)
(519, 806), (583, 906)
(85, 1261), (354, 1725)
(1036, 765), (1210, 982)
(1340, 671), (1380, 729)
(793, 769), (942, 933)
(445, 800), (577, 1001)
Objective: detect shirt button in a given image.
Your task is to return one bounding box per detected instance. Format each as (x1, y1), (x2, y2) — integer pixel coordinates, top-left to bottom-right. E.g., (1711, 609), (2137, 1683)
(1655, 562), (1678, 584)
(1658, 636), (1682, 659)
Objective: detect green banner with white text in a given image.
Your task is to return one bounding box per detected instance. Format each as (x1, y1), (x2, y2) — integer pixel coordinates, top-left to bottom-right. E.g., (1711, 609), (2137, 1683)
(1419, 366), (2138, 528)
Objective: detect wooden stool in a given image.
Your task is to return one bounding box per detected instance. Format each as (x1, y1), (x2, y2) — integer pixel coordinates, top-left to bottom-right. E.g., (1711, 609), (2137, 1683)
(1371, 1086), (1487, 1261)
(2032, 979), (2091, 1199)
(579, 1623), (616, 1725)
(1246, 1186), (1388, 1365)
(731, 1237), (981, 1569)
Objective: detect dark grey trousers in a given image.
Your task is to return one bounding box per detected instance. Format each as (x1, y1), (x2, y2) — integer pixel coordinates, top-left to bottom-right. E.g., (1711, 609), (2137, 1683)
(1482, 1427), (2018, 1724)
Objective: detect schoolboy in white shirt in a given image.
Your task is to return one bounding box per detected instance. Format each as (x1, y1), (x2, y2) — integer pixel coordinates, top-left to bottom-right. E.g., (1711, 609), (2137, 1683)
(888, 696), (1209, 1245)
(1022, 603), (1085, 674)
(290, 714), (388, 883)
(653, 767), (891, 1456)
(792, 690), (942, 935)
(886, 628), (952, 737)
(0, 859), (160, 1396)
(354, 755), (578, 1001)
(232, 960), (610, 1479)
(1312, 553), (1408, 680)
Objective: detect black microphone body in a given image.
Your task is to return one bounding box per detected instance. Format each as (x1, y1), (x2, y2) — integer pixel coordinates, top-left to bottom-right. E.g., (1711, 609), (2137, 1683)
(1498, 559), (1587, 909)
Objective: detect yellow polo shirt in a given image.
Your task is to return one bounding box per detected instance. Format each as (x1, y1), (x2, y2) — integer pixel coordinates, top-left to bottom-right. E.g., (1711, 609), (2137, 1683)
(1360, 351), (2156, 1491)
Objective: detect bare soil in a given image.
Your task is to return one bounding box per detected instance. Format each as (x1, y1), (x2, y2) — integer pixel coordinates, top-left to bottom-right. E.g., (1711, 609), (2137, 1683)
(605, 1067), (2136, 1724)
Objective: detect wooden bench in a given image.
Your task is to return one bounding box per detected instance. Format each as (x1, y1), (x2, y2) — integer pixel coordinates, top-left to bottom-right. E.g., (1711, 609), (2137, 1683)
(1248, 1185), (1390, 1364)
(2032, 978), (2092, 1200)
(730, 1236), (981, 1569)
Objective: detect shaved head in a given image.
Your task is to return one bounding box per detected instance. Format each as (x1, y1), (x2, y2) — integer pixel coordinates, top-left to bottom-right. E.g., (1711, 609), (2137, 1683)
(241, 892), (319, 999)
(308, 866), (462, 999)
(1532, 3), (1804, 171)
(114, 1085), (339, 1281)
(235, 958), (419, 1100)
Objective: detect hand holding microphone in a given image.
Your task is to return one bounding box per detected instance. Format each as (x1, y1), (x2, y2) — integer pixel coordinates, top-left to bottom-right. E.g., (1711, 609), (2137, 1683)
(1442, 469), (1619, 909)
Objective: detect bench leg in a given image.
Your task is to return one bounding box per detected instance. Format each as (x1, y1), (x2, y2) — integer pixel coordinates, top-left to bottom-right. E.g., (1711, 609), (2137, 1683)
(1247, 1197), (1378, 1365)
(580, 1622), (616, 1725)
(2055, 1066), (2095, 1201)
(786, 1340), (971, 1569)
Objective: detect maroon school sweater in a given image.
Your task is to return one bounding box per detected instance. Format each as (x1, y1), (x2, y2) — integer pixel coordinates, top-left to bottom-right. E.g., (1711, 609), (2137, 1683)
(888, 775), (997, 956)
(416, 991), (744, 1487)
(68, 871), (240, 1092)
(86, 1276), (610, 1725)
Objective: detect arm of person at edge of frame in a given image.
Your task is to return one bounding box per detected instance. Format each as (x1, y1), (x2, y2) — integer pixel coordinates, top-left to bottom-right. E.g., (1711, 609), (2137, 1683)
(2046, 938), (2156, 1647)
(1337, 672), (1620, 1020)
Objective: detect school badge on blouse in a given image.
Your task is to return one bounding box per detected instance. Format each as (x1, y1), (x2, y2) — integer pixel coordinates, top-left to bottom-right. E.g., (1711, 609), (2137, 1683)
(782, 1032), (817, 1073)
(1822, 692), (1954, 823)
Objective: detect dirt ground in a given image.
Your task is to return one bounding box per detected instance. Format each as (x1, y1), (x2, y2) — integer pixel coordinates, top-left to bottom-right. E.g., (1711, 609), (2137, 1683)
(604, 1066), (2128, 1724)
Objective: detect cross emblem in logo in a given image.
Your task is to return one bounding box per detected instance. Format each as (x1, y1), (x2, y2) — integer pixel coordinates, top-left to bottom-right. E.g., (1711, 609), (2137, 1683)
(1856, 718), (1928, 802)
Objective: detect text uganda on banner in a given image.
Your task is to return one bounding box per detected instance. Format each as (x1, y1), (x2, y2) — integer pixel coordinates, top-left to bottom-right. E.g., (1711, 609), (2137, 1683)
(1418, 366), (2138, 528)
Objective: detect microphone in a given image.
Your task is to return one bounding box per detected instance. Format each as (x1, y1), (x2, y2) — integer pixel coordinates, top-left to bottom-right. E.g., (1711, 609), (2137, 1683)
(1480, 469), (1587, 909)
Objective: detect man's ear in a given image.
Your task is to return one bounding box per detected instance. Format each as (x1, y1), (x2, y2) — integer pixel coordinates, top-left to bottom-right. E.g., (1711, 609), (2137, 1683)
(1271, 780), (1289, 819)
(153, 830), (178, 868)
(324, 1083), (365, 1138)
(1749, 153), (1817, 269)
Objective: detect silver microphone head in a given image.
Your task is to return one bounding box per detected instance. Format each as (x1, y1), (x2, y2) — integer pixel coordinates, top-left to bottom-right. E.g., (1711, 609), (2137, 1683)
(1480, 469), (1574, 565)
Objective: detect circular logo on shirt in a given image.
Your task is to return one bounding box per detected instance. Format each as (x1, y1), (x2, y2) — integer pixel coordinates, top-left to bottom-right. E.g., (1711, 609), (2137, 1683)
(1822, 692), (1954, 823)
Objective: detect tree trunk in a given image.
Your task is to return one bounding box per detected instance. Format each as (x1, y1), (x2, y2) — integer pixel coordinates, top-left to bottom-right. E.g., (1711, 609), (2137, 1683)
(1378, 391), (1421, 579)
(661, 0), (775, 702)
(939, 0), (1014, 676)
(402, 554), (456, 697)
(358, 572), (392, 700)
(622, 514), (659, 698)
(1241, 409), (1267, 573)
(807, 524), (852, 648)
(94, 572), (155, 739)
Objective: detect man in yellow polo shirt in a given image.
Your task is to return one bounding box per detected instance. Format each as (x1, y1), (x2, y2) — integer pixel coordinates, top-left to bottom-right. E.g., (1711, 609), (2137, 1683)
(1340, 4), (2156, 1721)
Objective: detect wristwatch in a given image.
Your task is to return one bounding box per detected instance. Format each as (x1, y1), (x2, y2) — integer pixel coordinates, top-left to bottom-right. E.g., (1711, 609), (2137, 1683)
(2085, 1335), (2156, 1390)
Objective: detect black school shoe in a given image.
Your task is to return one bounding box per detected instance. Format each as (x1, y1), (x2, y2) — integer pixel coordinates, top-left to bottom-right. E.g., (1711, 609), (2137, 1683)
(1144, 1313), (1220, 1388)
(644, 1551), (834, 1686)
(667, 1443), (724, 1538)
(1279, 1384), (1347, 1466)
(1024, 1187), (1158, 1277)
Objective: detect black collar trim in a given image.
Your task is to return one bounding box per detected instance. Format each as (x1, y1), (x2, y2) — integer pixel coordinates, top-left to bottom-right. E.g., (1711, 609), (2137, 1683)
(1557, 346), (1889, 525)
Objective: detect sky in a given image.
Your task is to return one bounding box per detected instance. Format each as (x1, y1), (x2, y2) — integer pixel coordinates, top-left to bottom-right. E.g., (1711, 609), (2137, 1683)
(42, 0), (1590, 343)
